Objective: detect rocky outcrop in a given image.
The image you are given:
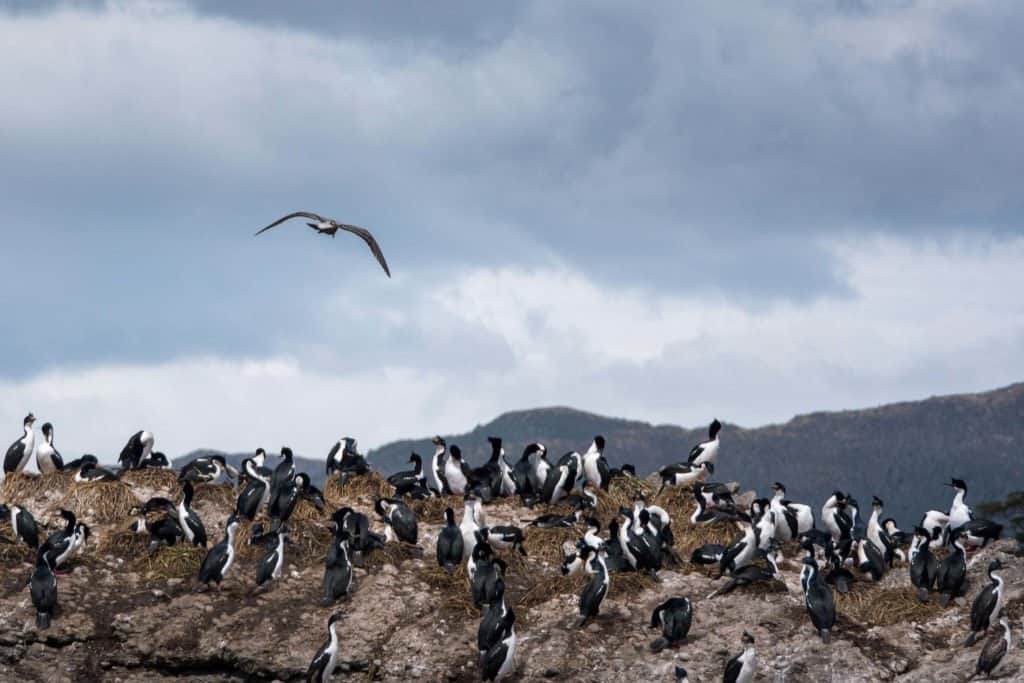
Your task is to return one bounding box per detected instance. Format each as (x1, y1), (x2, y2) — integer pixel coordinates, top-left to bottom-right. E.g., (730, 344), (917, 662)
(0, 471), (1021, 682)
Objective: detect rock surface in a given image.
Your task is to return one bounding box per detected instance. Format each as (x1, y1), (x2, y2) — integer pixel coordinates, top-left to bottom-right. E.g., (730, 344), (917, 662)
(1, 471), (1022, 682)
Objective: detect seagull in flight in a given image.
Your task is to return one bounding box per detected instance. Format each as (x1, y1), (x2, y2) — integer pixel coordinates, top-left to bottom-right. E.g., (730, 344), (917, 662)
(255, 211), (391, 277)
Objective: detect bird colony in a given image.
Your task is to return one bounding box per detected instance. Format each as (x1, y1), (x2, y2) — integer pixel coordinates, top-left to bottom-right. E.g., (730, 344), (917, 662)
(1, 413), (1019, 681)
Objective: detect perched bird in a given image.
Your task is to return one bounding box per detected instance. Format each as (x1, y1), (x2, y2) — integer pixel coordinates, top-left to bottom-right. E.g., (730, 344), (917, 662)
(675, 666), (690, 683)
(375, 497), (418, 545)
(118, 430), (154, 471)
(480, 597), (516, 682)
(460, 496), (483, 562)
(470, 539), (507, 609)
(306, 612), (346, 683)
(687, 418), (722, 468)
(649, 597), (692, 652)
(130, 507), (184, 552)
(708, 547), (782, 599)
(436, 507), (464, 574)
(196, 516), (239, 592)
(479, 525), (527, 556)
(4, 413), (36, 474)
(968, 613), (1011, 681)
(35, 422), (63, 473)
(428, 436), (449, 495)
(578, 546), (610, 627)
(253, 528), (288, 594)
(718, 522), (759, 577)
(0, 503), (40, 549)
(177, 481), (208, 548)
(526, 510), (581, 529)
(801, 555), (836, 643)
(138, 451), (171, 469)
(936, 529), (967, 607)
(178, 454), (236, 484)
(269, 447), (296, 511)
(444, 445), (473, 497)
(769, 482), (815, 543)
(657, 461), (711, 496)
(724, 630), (757, 683)
(964, 560), (1005, 647)
(581, 435), (610, 490)
(478, 579), (515, 666)
(909, 526), (938, 603)
(29, 548), (58, 630)
(75, 460), (119, 482)
(255, 211), (391, 277)
(322, 526), (354, 605)
(387, 452), (427, 496)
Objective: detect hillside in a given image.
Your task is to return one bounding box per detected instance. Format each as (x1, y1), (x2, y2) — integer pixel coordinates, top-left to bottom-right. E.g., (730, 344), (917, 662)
(368, 383), (1024, 525)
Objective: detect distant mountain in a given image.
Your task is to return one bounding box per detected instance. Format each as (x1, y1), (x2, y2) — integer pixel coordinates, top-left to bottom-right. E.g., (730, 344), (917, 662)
(367, 383), (1024, 526)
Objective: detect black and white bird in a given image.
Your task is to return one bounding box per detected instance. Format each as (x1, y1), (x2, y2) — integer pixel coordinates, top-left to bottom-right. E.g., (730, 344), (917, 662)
(769, 482), (815, 543)
(29, 548), (58, 630)
(687, 418), (722, 468)
(428, 436), (449, 495)
(649, 597), (692, 652)
(657, 461), (711, 496)
(822, 491), (853, 549)
(387, 452), (428, 496)
(577, 546), (610, 627)
(179, 454), (236, 484)
(540, 453), (579, 505)
(0, 503), (40, 549)
(919, 506), (951, 546)
(719, 522), (759, 577)
(723, 630), (757, 683)
(674, 666), (690, 683)
(326, 437), (370, 478)
(854, 536), (885, 582)
(305, 613), (346, 683)
(444, 445), (473, 496)
(964, 559), (1006, 647)
(118, 430), (154, 471)
(460, 496), (483, 562)
(936, 529), (967, 607)
(130, 507), (184, 552)
(880, 518), (910, 565)
(526, 443), (551, 498)
(138, 451), (171, 469)
(322, 524), (354, 605)
(35, 422), (63, 473)
(253, 528), (287, 594)
(478, 580), (515, 666)
(968, 613), (1011, 681)
(436, 508), (464, 574)
(479, 525), (527, 556)
(480, 592), (516, 682)
(470, 538), (507, 609)
(196, 515), (239, 592)
(333, 507), (384, 568)
(581, 435), (610, 490)
(75, 459), (119, 482)
(269, 447), (296, 511)
(176, 481), (208, 548)
(708, 546), (782, 599)
(4, 413), (36, 474)
(375, 497), (418, 545)
(471, 437), (506, 500)
(801, 555), (836, 643)
(39, 509), (81, 570)
(255, 211), (391, 277)
(909, 526), (938, 603)
(946, 479), (1003, 548)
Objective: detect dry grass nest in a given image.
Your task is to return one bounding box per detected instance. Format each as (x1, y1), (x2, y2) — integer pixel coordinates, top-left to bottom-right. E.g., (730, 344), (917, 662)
(191, 482), (236, 509)
(233, 517), (332, 564)
(134, 543), (205, 581)
(61, 480), (139, 522)
(99, 528), (149, 556)
(594, 476), (657, 521)
(521, 523), (583, 565)
(1, 471), (71, 504)
(0, 539), (33, 564)
(323, 472), (391, 509)
(409, 494), (455, 521)
(415, 563), (477, 617)
(121, 468), (180, 492)
(836, 585), (948, 626)
(364, 541), (423, 572)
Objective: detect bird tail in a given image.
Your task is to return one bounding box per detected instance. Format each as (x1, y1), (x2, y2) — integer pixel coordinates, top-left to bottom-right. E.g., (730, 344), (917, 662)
(962, 631), (979, 647)
(517, 543), (528, 557)
(916, 587), (930, 603)
(820, 629), (831, 644)
(36, 611), (50, 630)
(443, 562), (455, 575)
(939, 592), (951, 608)
(657, 480), (667, 496)
(649, 637), (669, 653)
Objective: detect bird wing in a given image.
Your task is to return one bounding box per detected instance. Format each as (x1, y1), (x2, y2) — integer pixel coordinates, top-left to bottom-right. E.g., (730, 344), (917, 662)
(335, 223), (392, 277)
(254, 212), (326, 236)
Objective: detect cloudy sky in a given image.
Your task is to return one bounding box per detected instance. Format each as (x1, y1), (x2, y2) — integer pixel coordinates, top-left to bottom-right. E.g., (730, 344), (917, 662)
(2, 0), (1024, 461)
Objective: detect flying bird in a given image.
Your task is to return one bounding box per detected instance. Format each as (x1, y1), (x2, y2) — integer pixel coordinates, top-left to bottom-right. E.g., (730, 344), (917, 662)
(255, 211), (391, 277)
